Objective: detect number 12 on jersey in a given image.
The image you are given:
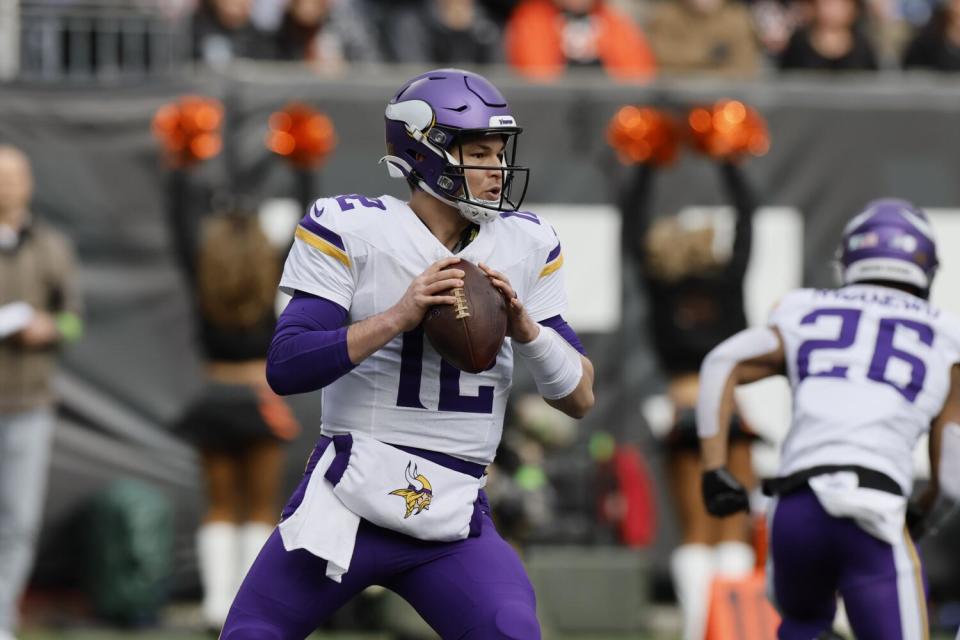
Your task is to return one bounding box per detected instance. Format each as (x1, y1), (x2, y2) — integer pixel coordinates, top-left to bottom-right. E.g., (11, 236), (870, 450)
(797, 308), (934, 402)
(396, 328), (495, 414)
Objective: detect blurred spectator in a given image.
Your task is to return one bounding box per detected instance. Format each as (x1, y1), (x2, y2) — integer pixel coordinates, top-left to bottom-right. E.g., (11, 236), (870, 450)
(193, 0), (273, 68)
(505, 0), (657, 80)
(382, 0), (503, 65)
(273, 0), (381, 68)
(779, 0), (879, 70)
(621, 156), (759, 640)
(865, 0), (915, 67)
(608, 0), (651, 21)
(751, 0), (811, 60)
(648, 0), (763, 77)
(249, 0), (290, 31)
(902, 0), (960, 69)
(485, 394), (580, 544)
(480, 0), (523, 23)
(0, 145), (83, 640)
(166, 191), (299, 632)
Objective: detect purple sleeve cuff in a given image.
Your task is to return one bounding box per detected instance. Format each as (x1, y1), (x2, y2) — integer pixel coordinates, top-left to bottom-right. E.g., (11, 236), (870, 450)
(539, 315), (586, 355)
(266, 293), (355, 395)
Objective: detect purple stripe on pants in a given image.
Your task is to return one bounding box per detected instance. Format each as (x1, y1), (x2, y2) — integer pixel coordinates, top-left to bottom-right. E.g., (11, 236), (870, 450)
(770, 487), (926, 640)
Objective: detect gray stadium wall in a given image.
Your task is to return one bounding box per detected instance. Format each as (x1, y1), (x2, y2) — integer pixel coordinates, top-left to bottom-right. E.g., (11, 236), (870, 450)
(2, 66), (960, 596)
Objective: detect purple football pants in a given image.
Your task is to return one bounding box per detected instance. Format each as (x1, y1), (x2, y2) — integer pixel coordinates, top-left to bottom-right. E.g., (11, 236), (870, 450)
(220, 442), (540, 640)
(769, 488), (928, 640)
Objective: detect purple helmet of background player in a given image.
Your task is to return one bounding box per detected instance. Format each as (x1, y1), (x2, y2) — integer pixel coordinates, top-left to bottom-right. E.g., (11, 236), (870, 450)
(380, 68), (529, 224)
(838, 198), (939, 294)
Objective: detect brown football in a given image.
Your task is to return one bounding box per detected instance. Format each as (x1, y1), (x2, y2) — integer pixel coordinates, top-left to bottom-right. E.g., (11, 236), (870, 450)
(423, 260), (508, 374)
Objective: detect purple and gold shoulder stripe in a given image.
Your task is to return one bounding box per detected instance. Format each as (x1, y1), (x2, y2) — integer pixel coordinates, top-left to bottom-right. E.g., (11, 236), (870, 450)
(296, 215), (350, 267)
(540, 242), (563, 278)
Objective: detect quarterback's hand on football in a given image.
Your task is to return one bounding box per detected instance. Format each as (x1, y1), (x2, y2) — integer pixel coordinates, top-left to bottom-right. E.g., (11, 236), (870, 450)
(479, 263), (539, 343)
(389, 257), (464, 333)
(702, 467), (750, 517)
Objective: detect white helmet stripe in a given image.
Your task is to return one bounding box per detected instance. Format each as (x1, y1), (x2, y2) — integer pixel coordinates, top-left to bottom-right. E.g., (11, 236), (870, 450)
(901, 209), (935, 240)
(843, 210), (873, 234)
(843, 204), (935, 241)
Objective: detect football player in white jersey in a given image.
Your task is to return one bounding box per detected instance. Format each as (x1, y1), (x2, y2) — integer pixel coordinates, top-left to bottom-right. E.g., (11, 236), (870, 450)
(219, 68), (595, 639)
(696, 198), (960, 639)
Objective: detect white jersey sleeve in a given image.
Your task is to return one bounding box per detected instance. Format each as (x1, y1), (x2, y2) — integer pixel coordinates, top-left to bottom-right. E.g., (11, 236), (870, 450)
(279, 198), (359, 309)
(767, 288), (819, 385)
(522, 225), (568, 322)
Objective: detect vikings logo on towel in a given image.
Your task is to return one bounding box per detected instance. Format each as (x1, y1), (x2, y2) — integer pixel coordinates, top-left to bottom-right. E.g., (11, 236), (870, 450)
(390, 462), (434, 518)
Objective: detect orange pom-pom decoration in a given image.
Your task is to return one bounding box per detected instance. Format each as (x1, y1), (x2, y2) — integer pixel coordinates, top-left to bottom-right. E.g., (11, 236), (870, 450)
(266, 103), (337, 169)
(687, 100), (769, 160)
(151, 96), (224, 168)
(606, 106), (680, 167)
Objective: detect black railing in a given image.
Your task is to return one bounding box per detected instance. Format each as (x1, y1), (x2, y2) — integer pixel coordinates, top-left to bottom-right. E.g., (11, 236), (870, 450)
(13, 0), (191, 83)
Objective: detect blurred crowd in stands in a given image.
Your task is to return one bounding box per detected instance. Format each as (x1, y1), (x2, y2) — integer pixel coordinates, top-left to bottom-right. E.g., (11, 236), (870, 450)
(9, 0), (960, 82)
(180, 0), (960, 74)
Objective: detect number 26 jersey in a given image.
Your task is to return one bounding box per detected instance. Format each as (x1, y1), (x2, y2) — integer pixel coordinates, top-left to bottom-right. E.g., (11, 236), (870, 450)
(769, 284), (960, 493)
(279, 194), (569, 465)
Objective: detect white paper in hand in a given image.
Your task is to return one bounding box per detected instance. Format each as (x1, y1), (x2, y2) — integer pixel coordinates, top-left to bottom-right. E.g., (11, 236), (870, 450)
(0, 302), (35, 339)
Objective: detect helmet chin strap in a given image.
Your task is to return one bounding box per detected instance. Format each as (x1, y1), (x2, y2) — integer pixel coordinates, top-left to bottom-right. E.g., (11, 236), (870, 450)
(417, 178), (499, 224)
(452, 159), (501, 224)
(456, 200), (499, 225)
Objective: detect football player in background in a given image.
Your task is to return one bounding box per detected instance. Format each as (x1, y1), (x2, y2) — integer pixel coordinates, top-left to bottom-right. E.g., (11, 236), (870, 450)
(697, 198), (958, 639)
(219, 68), (595, 639)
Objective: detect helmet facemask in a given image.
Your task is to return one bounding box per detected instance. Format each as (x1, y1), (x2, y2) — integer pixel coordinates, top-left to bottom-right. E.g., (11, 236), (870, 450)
(433, 130), (530, 224)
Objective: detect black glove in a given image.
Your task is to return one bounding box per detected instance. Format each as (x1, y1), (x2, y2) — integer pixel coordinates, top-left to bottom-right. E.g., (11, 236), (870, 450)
(702, 467), (750, 517)
(906, 499), (929, 540)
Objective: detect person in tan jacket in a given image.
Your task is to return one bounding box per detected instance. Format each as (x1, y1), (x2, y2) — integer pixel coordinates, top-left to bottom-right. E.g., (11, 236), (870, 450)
(0, 144), (82, 640)
(648, 0), (763, 77)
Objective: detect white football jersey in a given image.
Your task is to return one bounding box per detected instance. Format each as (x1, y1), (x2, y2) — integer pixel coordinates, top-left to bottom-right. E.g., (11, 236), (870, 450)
(770, 284), (960, 492)
(279, 194), (568, 464)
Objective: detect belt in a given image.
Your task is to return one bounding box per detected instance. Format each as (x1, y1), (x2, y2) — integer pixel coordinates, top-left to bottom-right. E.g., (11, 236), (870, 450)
(321, 434), (487, 483)
(762, 465), (902, 497)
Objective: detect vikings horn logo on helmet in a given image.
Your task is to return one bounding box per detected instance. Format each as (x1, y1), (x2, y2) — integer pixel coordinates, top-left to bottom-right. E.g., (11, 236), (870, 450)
(389, 462), (434, 519)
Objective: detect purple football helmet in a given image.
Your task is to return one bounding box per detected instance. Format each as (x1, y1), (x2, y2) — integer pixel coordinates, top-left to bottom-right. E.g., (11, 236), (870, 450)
(381, 68), (529, 224)
(838, 198), (939, 293)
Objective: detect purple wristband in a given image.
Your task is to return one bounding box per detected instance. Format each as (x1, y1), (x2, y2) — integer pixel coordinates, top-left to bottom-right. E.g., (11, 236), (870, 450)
(539, 315), (586, 355)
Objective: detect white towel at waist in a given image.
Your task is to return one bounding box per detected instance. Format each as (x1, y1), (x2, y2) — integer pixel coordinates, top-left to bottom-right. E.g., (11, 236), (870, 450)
(809, 472), (907, 545)
(331, 432), (486, 542)
(278, 444), (359, 583)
